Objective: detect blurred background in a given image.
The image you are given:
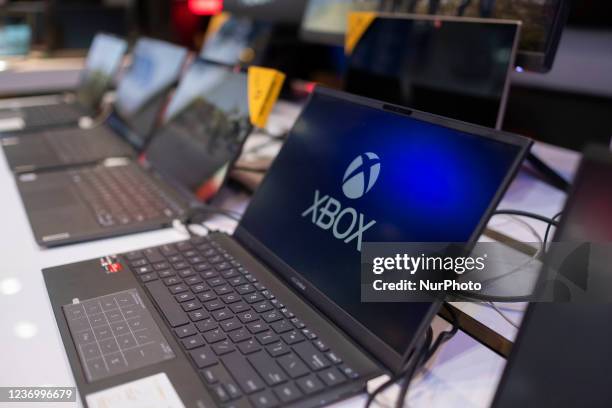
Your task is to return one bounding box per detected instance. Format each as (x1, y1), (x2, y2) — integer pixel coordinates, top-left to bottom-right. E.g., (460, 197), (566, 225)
(0, 0), (610, 151)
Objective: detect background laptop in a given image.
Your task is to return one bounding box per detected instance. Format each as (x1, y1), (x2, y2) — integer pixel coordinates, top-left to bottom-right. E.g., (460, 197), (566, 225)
(344, 14), (520, 129)
(43, 87), (530, 407)
(492, 145), (612, 408)
(0, 33), (127, 132)
(2, 38), (187, 174)
(16, 60), (253, 247)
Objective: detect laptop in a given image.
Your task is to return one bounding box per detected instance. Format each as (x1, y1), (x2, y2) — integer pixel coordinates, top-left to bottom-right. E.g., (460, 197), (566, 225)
(44, 87), (530, 407)
(1, 38), (188, 174)
(491, 145), (612, 408)
(344, 14), (520, 129)
(201, 15), (273, 67)
(16, 60), (256, 247)
(0, 33), (127, 133)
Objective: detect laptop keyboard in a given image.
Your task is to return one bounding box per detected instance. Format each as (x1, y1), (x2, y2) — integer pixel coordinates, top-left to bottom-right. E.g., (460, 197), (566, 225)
(124, 236), (360, 407)
(47, 127), (130, 164)
(23, 103), (82, 127)
(70, 164), (184, 227)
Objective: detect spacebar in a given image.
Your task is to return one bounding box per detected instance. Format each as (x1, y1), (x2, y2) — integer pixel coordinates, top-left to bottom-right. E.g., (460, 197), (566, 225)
(144, 280), (189, 327)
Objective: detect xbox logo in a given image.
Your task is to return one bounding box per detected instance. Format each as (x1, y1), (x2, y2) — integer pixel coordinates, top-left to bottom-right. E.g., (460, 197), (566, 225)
(342, 153), (381, 199)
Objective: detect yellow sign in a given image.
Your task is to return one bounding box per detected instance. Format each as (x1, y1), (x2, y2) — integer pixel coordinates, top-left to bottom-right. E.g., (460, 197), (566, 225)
(345, 12), (377, 55)
(248, 67), (286, 128)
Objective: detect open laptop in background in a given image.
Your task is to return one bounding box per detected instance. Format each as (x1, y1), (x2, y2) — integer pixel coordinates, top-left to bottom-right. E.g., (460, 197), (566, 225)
(344, 14), (520, 129)
(43, 87), (530, 407)
(0, 33), (127, 133)
(1, 38), (187, 174)
(200, 15), (273, 67)
(16, 60), (257, 247)
(492, 145), (612, 408)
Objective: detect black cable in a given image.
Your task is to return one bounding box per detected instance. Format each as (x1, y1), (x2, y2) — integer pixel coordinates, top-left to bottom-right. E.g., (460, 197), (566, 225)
(493, 210), (560, 227)
(544, 212), (563, 246)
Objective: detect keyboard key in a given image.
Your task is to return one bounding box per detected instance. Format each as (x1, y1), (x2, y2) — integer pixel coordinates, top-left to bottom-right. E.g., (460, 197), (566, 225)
(182, 301), (202, 312)
(224, 382), (242, 400)
(191, 284), (208, 293)
(220, 317), (241, 332)
(270, 320), (292, 334)
(253, 301), (274, 313)
(212, 309), (232, 321)
(238, 339), (261, 355)
(164, 277), (181, 286)
(158, 270), (175, 279)
(204, 300), (224, 311)
(134, 265), (153, 275)
(179, 309), (202, 323)
(144, 248), (164, 263)
(236, 284), (255, 295)
(266, 342), (290, 357)
(302, 328), (317, 340)
(139, 273), (157, 282)
(182, 334), (206, 350)
(247, 321), (268, 334)
(339, 364), (360, 379)
(175, 292), (194, 302)
(248, 352), (287, 386)
(238, 311), (259, 323)
(198, 292), (217, 302)
(229, 276), (247, 286)
(212, 385), (229, 403)
(196, 318), (219, 332)
(212, 340), (235, 355)
(318, 367), (346, 386)
(214, 285), (233, 295)
(185, 276), (203, 285)
(169, 284), (188, 294)
(282, 331), (305, 345)
(245, 293), (265, 304)
(221, 352), (265, 394)
(273, 382), (302, 403)
(250, 390), (279, 408)
(190, 347), (218, 368)
(203, 329), (226, 343)
(178, 269), (196, 278)
(230, 302), (250, 313)
(296, 374), (324, 395)
(175, 324), (197, 338)
(262, 311), (282, 323)
(313, 340), (329, 352)
(221, 293), (241, 304)
(208, 277), (225, 287)
(256, 331), (279, 345)
(277, 353), (310, 378)
(145, 281), (189, 327)
(201, 367), (219, 384)
(293, 342), (330, 371)
(228, 328), (251, 343)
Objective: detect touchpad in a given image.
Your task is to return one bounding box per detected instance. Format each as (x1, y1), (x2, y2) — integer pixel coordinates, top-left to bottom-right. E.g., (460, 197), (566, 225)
(63, 289), (175, 382)
(27, 187), (79, 212)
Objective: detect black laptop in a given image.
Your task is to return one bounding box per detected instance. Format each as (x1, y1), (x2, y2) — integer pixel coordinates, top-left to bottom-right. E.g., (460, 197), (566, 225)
(1, 38), (188, 174)
(0, 33), (127, 133)
(16, 60), (255, 247)
(344, 14), (520, 129)
(43, 87), (530, 407)
(492, 145), (612, 408)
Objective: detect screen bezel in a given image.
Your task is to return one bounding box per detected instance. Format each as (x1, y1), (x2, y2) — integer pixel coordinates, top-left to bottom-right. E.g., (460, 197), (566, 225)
(234, 86), (532, 374)
(343, 13), (521, 130)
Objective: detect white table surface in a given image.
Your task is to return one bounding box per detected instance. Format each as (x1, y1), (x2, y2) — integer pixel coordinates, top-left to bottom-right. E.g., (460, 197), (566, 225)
(0, 99), (579, 408)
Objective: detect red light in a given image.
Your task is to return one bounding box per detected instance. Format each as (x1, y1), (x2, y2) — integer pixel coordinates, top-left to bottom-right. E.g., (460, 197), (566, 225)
(188, 0), (223, 15)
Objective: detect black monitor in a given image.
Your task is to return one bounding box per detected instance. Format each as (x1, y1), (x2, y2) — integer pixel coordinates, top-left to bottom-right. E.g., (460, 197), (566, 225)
(300, 0), (383, 45)
(223, 0), (309, 24)
(393, 0), (570, 73)
(491, 146), (612, 407)
(345, 15), (520, 129)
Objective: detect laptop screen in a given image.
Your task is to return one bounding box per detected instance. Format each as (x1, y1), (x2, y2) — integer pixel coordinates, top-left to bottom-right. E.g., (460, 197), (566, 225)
(345, 17), (518, 129)
(200, 16), (273, 67)
(492, 148), (612, 407)
(75, 33), (127, 111)
(145, 61), (251, 198)
(114, 38), (187, 141)
(238, 89), (524, 356)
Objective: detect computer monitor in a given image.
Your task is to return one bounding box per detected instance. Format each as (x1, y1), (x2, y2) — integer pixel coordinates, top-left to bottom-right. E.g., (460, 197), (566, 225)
(394, 0), (570, 73)
(200, 16), (273, 67)
(300, 0), (383, 45)
(491, 146), (612, 407)
(222, 0), (309, 24)
(345, 15), (520, 129)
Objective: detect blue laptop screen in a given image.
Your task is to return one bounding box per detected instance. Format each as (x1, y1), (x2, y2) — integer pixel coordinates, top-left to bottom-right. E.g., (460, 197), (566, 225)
(239, 90), (522, 353)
